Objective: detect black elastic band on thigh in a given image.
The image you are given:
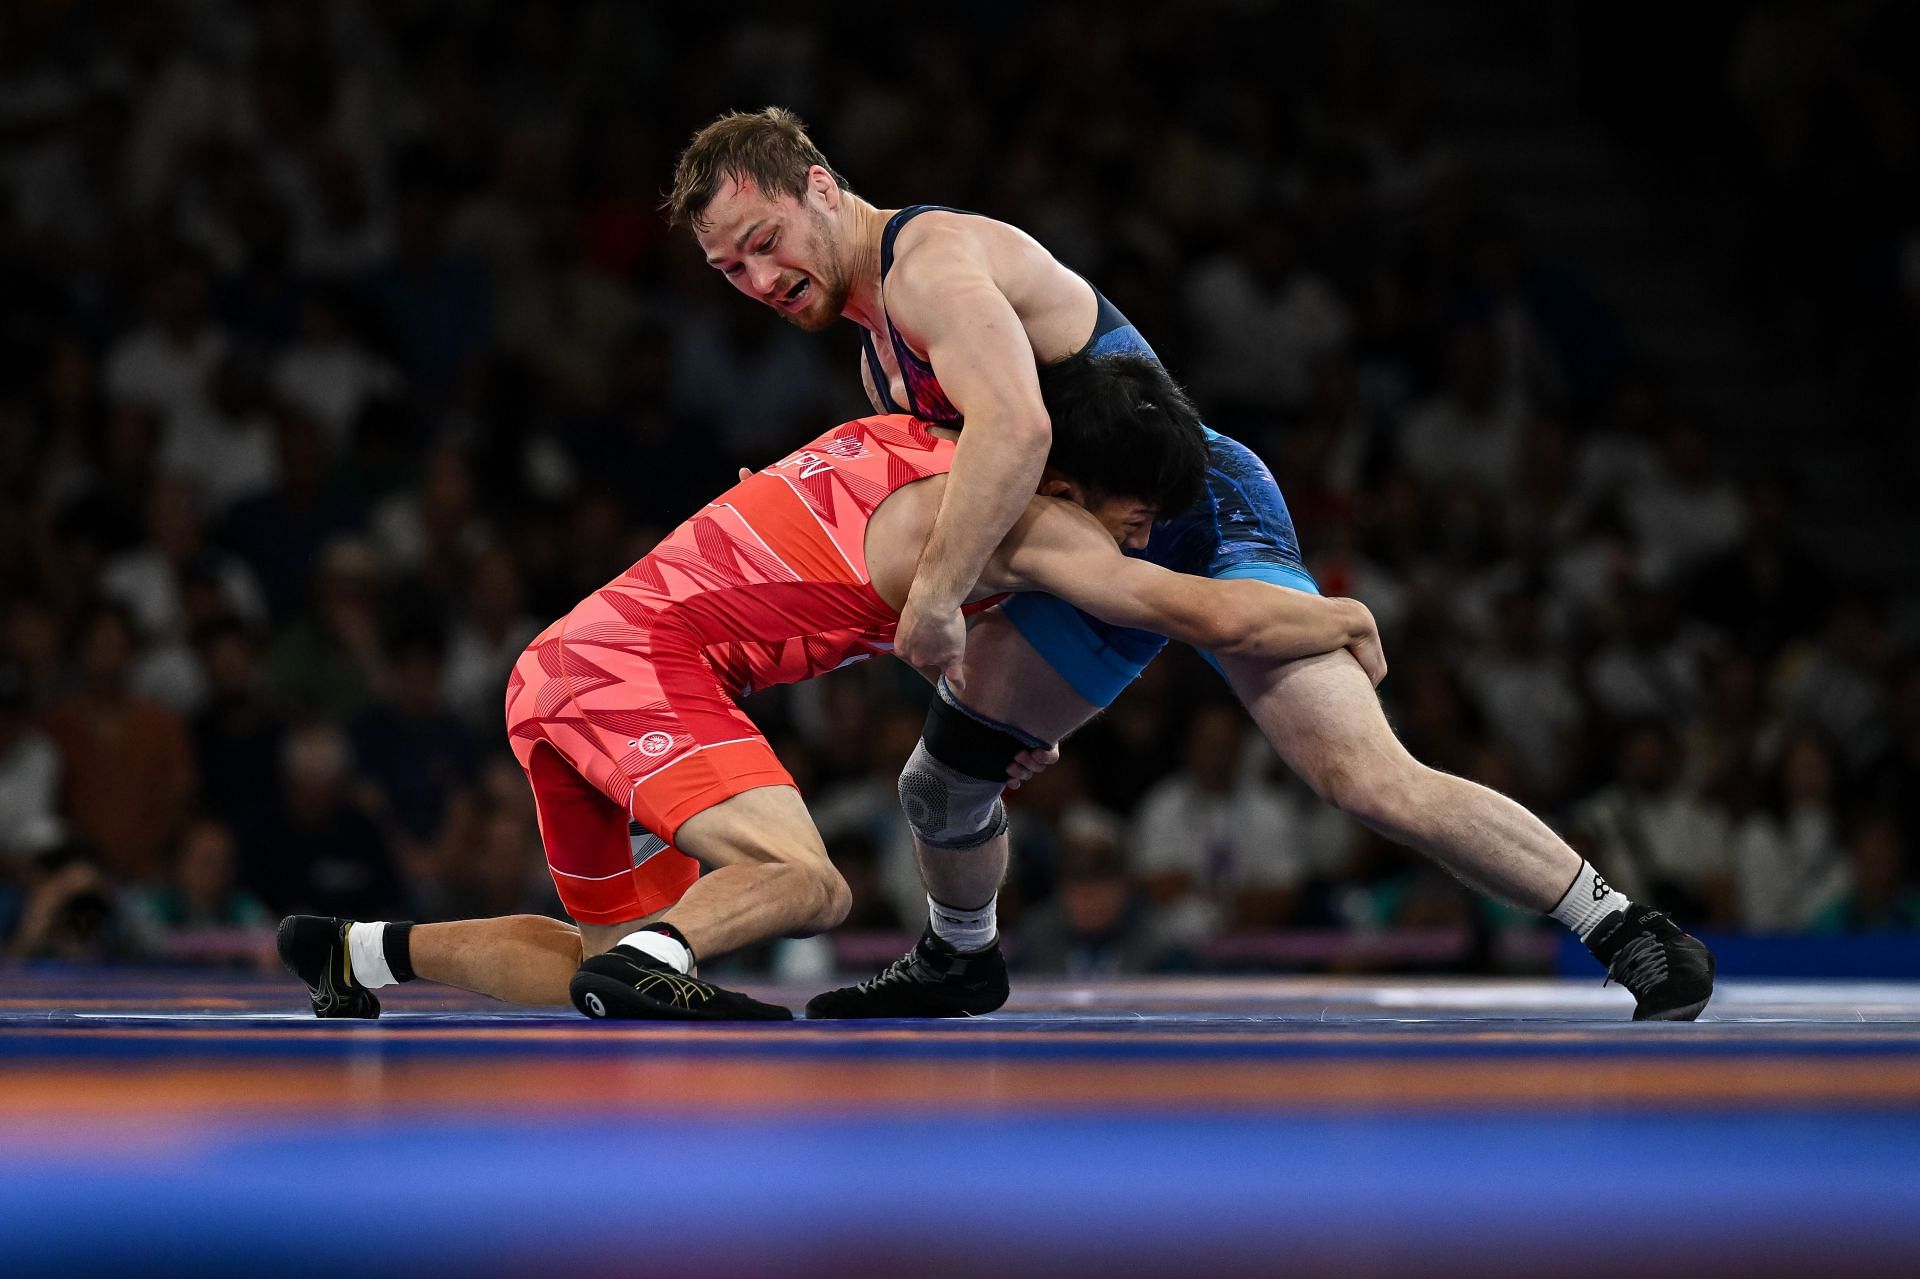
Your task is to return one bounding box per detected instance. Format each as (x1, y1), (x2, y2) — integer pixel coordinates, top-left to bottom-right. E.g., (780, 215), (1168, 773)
(922, 681), (1045, 782)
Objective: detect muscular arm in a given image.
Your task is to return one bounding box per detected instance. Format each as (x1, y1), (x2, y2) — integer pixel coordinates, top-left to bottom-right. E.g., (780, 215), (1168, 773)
(884, 229), (1052, 681)
(980, 499), (1386, 679)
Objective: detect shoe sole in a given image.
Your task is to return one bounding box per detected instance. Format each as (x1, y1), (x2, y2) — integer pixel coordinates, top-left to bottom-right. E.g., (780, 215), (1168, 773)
(1637, 995), (1711, 1022)
(570, 970), (790, 1022)
(803, 1005), (977, 1020)
(803, 993), (1008, 1020)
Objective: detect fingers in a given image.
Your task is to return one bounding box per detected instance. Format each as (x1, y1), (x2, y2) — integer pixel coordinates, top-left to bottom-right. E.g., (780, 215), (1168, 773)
(1003, 744), (1060, 791)
(1363, 643), (1387, 686)
(1346, 639), (1385, 687)
(737, 467), (753, 482)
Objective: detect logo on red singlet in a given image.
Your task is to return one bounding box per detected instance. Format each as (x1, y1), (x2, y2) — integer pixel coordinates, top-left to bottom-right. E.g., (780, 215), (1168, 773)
(637, 731), (673, 757)
(774, 431), (871, 478)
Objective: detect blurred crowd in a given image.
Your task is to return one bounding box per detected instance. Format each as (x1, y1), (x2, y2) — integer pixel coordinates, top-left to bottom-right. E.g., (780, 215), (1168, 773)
(2, 1), (1916, 978)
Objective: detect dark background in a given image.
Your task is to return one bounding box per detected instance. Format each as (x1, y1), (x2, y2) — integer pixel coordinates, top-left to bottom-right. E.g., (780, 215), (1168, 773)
(2, 0), (1916, 975)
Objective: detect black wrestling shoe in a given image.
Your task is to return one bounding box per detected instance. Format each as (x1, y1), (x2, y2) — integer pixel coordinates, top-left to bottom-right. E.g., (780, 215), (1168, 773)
(570, 946), (793, 1021)
(805, 926), (1009, 1019)
(277, 915), (381, 1019)
(1585, 903), (1715, 1021)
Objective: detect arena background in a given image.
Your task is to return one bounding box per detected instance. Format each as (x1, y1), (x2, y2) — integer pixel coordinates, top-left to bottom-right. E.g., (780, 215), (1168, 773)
(5, 0), (1916, 974)
(3, 3), (1920, 1275)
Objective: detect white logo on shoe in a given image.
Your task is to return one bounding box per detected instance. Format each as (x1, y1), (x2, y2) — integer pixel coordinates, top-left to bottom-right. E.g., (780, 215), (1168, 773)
(584, 992), (607, 1017)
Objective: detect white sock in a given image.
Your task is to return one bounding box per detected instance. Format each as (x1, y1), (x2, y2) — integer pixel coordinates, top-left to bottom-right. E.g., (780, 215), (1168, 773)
(1549, 861), (1631, 940)
(617, 928), (693, 974)
(928, 894), (998, 953)
(347, 921), (398, 989)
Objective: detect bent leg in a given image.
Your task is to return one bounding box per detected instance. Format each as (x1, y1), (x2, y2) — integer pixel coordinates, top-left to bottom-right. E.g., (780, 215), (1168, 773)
(648, 784), (851, 961)
(911, 610), (1105, 911)
(1220, 648), (1581, 911)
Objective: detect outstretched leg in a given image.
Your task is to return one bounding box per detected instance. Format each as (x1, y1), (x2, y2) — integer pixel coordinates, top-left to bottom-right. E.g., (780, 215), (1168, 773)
(1220, 648), (1713, 1019)
(1219, 648), (1580, 910)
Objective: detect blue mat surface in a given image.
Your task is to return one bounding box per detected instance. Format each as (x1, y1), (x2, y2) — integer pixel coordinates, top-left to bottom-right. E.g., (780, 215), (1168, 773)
(5, 971), (1919, 1277)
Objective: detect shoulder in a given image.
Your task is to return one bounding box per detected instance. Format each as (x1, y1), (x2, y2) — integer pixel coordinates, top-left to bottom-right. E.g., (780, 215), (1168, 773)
(887, 211), (1049, 303)
(886, 218), (996, 306)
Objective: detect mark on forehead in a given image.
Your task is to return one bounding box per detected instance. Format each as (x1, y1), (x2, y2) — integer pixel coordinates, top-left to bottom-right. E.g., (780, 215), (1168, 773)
(700, 217), (768, 267)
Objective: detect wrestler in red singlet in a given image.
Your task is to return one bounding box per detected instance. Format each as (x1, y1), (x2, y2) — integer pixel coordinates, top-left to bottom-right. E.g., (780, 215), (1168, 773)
(505, 413), (983, 924)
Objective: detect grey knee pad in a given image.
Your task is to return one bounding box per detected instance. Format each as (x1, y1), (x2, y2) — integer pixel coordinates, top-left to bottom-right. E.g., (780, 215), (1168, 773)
(898, 740), (1009, 850)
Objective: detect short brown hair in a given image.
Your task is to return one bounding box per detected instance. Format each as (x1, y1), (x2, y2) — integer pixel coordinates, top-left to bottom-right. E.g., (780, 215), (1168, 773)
(665, 106), (853, 231)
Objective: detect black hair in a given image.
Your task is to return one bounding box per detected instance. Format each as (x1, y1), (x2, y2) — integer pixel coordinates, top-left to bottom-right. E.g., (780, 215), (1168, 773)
(1037, 352), (1207, 515)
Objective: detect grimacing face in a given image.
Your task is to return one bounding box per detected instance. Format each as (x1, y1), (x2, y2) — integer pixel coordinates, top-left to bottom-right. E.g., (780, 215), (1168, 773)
(693, 170), (849, 332)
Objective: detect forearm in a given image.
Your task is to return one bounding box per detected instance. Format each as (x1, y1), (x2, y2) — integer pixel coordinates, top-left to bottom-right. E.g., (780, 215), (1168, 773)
(1215, 584), (1371, 662)
(913, 420), (1050, 607)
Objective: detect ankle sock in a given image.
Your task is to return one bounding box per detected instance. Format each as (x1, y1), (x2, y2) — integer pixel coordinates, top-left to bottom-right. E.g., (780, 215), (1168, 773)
(928, 894), (998, 953)
(1550, 862), (1631, 941)
(617, 922), (695, 974)
(346, 921), (415, 989)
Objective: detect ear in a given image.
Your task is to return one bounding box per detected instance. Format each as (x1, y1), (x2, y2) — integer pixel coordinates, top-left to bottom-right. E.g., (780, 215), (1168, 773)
(809, 166), (839, 210)
(1037, 468), (1080, 501)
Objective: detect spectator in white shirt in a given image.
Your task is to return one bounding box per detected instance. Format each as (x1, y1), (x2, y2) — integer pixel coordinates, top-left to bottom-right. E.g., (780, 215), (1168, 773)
(1132, 703), (1313, 955)
(1572, 721), (1735, 924)
(104, 260), (229, 420)
(1625, 423), (1747, 585)
(270, 292), (400, 453)
(1732, 728), (1851, 932)
(1183, 213), (1354, 412)
(1397, 325), (1529, 495)
(0, 662), (64, 862)
(160, 350), (280, 516)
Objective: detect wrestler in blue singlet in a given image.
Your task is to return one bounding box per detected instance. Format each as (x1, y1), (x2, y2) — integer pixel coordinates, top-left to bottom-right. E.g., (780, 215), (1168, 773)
(861, 205), (1321, 706)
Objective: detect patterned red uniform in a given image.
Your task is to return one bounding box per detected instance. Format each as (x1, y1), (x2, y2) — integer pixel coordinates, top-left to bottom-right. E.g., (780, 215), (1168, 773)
(506, 414), (971, 924)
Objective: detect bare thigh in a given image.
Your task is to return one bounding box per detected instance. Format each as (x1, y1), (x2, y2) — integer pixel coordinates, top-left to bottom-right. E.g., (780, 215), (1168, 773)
(1218, 648), (1418, 804)
(954, 609), (1102, 743)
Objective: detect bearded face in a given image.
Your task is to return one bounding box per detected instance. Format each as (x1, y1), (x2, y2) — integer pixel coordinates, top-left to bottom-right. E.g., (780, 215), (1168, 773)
(695, 175), (850, 332)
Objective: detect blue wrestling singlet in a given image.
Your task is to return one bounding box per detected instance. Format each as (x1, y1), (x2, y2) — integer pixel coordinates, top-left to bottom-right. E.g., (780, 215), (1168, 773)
(862, 205), (1319, 706)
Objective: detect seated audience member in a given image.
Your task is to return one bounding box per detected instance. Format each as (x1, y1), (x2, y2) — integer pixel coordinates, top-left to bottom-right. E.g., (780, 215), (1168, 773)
(1019, 815), (1154, 976)
(44, 602), (196, 885)
(1808, 812), (1920, 934)
(1132, 703), (1316, 959)
(125, 818), (272, 960)
(1571, 721), (1734, 925)
(0, 661), (64, 865)
(244, 723), (411, 920)
(1731, 729), (1850, 932)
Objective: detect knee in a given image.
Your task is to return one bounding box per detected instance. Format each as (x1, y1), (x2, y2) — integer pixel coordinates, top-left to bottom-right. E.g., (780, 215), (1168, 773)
(898, 745), (1009, 850)
(796, 860), (852, 934)
(896, 685), (1036, 850)
(820, 870), (853, 930)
